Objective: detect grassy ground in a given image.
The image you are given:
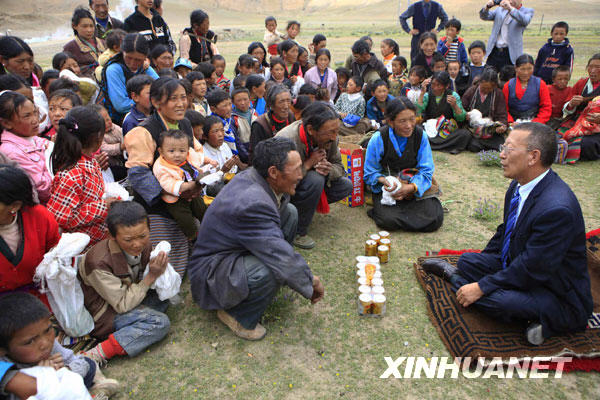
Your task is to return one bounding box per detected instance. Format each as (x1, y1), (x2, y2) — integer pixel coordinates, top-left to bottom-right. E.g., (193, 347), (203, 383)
(14, 1), (600, 397)
(103, 153), (600, 400)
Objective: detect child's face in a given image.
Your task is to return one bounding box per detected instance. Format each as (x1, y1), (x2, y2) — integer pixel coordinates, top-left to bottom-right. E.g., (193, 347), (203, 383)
(192, 79), (207, 99)
(213, 98), (232, 119)
(159, 136), (190, 166)
(287, 24), (300, 39)
(431, 79), (447, 96)
(553, 71), (571, 89)
(175, 67), (190, 78)
(48, 97), (73, 131)
(111, 221), (150, 257)
(469, 48), (485, 66)
(6, 317), (54, 364)
(206, 122), (225, 148)
(447, 62), (460, 79)
(445, 26), (458, 39)
(253, 82), (266, 99)
(346, 78), (360, 94)
(233, 92), (250, 112)
(373, 85), (389, 102)
(433, 61), (446, 73)
(192, 124), (203, 142)
(213, 59), (226, 78)
(132, 84), (151, 114)
(421, 39), (436, 57)
(551, 27), (567, 44)
(315, 40), (327, 51)
(316, 54), (330, 71)
(239, 65), (253, 76)
(63, 57), (81, 76)
(337, 76), (348, 92)
(266, 20), (277, 33)
(5, 100), (39, 137)
(271, 64), (285, 80)
(392, 61), (405, 76)
(380, 42), (393, 57)
(409, 72), (423, 86)
(99, 109), (112, 133)
(298, 51), (308, 66)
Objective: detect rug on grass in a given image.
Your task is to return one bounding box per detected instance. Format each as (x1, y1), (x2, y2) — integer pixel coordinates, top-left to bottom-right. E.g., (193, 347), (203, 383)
(414, 229), (600, 372)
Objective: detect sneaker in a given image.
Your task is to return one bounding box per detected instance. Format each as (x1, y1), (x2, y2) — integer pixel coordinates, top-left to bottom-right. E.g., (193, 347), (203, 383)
(81, 345), (109, 367)
(526, 322), (544, 346)
(217, 310), (266, 341)
(89, 366), (120, 398)
(293, 234), (315, 249)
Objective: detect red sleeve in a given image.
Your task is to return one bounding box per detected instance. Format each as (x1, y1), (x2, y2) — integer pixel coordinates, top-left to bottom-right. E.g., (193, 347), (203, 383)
(503, 82), (514, 123)
(42, 206), (61, 252)
(533, 80), (552, 124)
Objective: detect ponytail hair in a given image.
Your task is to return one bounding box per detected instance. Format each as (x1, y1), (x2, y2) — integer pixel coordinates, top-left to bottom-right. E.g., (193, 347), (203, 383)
(121, 33), (150, 56)
(51, 106), (105, 172)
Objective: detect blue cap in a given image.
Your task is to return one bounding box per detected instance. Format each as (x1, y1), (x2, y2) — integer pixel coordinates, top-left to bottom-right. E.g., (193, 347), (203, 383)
(174, 58), (193, 70)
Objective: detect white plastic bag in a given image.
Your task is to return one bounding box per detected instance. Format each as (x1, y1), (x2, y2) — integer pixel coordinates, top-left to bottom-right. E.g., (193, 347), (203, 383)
(424, 119), (439, 138)
(142, 241), (182, 301)
(381, 176), (402, 206)
(103, 181), (133, 201)
(34, 233), (94, 337)
(20, 366), (91, 400)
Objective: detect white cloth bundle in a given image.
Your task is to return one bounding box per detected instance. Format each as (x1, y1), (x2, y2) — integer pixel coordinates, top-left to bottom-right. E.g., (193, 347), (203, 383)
(199, 170), (224, 186)
(381, 176), (402, 206)
(102, 181), (133, 201)
(34, 233), (94, 337)
(467, 109), (494, 128)
(423, 119), (439, 138)
(142, 241), (182, 301)
(20, 366), (91, 400)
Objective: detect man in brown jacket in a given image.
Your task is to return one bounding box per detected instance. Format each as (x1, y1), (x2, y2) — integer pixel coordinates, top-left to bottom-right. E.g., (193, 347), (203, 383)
(276, 101), (352, 249)
(79, 201), (170, 365)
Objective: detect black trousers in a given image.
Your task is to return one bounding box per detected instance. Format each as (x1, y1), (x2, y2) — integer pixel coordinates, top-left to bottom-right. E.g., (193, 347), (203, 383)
(369, 192), (444, 232)
(486, 47), (513, 73)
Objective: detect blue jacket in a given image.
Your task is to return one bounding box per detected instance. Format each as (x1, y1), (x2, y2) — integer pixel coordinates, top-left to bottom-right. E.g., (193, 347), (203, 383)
(480, 5), (534, 64)
(189, 168), (314, 310)
(437, 36), (468, 65)
(477, 170), (592, 336)
(366, 94), (394, 124)
(534, 38), (574, 85)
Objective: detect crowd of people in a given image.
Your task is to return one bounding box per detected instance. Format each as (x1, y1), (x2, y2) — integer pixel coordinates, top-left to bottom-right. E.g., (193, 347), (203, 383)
(0, 0), (598, 397)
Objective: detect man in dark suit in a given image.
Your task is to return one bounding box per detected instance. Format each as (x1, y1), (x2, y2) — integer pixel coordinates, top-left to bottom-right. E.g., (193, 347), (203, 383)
(399, 0), (449, 61)
(188, 137), (324, 341)
(423, 122), (592, 345)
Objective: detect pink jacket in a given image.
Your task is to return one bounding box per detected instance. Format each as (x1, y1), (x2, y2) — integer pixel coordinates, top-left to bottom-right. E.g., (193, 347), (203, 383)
(153, 143), (205, 204)
(0, 130), (52, 203)
(303, 66), (338, 101)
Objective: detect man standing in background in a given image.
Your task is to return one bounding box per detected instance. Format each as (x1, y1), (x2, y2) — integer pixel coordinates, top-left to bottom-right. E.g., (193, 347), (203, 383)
(399, 0), (449, 62)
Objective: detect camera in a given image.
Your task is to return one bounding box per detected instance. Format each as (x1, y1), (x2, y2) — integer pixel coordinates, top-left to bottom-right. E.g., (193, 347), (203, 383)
(493, 0), (502, 4)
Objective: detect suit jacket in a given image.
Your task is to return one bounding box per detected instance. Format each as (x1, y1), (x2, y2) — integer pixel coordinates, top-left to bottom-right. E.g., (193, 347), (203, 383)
(478, 169), (592, 334)
(480, 6), (534, 64)
(188, 168), (314, 310)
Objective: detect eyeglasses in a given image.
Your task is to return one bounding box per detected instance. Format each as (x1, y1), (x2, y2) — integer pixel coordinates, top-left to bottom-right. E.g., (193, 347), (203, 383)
(499, 144), (516, 154)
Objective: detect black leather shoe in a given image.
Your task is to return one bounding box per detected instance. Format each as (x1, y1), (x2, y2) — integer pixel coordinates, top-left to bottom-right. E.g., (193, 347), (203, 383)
(421, 259), (458, 281)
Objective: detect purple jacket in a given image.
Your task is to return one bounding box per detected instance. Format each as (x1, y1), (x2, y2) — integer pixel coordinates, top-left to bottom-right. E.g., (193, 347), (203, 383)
(303, 66), (338, 101)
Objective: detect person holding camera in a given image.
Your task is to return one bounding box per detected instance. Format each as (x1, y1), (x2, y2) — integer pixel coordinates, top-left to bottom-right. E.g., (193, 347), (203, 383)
(180, 9), (219, 67)
(480, 0), (534, 72)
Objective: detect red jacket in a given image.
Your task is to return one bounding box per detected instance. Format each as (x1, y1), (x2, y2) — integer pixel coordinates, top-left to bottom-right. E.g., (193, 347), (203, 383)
(503, 77), (552, 124)
(549, 85), (573, 119)
(0, 205), (60, 305)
